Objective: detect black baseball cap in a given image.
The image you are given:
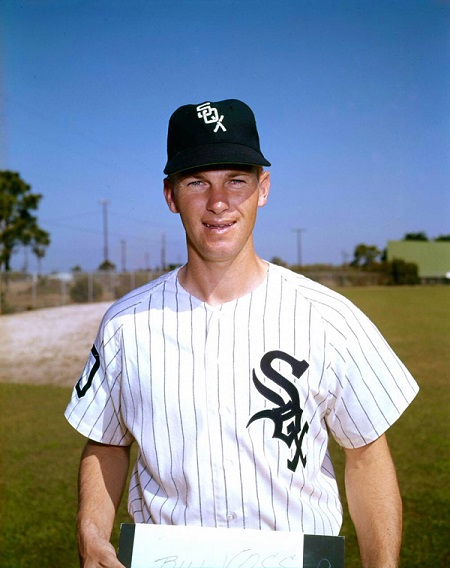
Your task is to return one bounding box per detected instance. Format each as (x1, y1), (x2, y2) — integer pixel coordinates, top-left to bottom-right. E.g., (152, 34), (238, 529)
(163, 99), (271, 175)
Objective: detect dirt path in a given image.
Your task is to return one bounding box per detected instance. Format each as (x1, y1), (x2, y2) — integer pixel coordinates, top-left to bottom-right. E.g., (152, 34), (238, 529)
(0, 303), (112, 386)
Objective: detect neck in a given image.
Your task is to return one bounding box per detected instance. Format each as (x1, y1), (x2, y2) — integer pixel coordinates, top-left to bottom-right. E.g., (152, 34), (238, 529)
(178, 252), (268, 306)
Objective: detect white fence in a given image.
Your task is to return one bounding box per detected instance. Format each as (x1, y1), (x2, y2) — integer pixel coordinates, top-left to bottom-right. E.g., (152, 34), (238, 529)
(0, 268), (389, 314)
(0, 270), (163, 314)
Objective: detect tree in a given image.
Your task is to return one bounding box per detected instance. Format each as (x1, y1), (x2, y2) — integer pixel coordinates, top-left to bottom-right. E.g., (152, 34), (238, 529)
(0, 171), (50, 271)
(351, 244), (382, 268)
(98, 259), (116, 271)
(387, 258), (420, 285)
(270, 256), (289, 268)
(435, 234), (450, 242)
(403, 232), (428, 241)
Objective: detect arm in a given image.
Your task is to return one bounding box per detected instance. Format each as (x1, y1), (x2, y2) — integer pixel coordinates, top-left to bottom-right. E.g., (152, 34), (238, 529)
(344, 434), (402, 568)
(77, 439), (131, 568)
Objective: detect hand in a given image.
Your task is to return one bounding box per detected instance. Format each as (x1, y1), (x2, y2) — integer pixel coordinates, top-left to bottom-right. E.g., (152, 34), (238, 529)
(79, 536), (126, 568)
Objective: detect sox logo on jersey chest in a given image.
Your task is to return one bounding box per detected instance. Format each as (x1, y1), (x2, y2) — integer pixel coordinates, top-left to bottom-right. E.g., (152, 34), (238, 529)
(247, 350), (310, 472)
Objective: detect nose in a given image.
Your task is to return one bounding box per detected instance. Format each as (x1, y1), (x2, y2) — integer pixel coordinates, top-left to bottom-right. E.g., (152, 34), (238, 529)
(206, 183), (229, 214)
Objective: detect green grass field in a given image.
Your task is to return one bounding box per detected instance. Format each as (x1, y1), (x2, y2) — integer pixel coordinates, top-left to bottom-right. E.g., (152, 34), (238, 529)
(1, 286), (449, 567)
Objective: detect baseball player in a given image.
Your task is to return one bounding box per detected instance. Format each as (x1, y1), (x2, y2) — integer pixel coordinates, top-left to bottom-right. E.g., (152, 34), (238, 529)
(65, 99), (419, 568)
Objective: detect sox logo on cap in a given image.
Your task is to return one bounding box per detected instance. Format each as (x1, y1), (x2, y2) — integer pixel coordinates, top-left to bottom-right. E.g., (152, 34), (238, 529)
(196, 102), (227, 132)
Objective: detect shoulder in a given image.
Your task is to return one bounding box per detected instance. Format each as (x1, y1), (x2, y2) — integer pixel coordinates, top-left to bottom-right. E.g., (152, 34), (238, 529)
(100, 269), (180, 330)
(267, 263), (381, 345)
(268, 263), (365, 321)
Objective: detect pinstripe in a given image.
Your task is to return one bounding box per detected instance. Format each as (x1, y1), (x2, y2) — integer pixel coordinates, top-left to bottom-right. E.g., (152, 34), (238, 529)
(231, 298), (247, 527)
(161, 280), (181, 523)
(146, 292), (162, 522)
(132, 307), (142, 445)
(276, 278), (283, 481)
(65, 263), (418, 535)
(262, 269), (278, 531)
(215, 309), (230, 525)
(335, 395), (367, 446)
(174, 280), (189, 524)
(203, 302), (219, 525)
(247, 289), (262, 529)
(189, 294), (204, 525)
(326, 395), (355, 447)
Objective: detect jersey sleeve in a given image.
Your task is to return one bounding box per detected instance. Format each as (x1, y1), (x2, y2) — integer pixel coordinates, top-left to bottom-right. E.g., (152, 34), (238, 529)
(323, 299), (419, 449)
(64, 318), (133, 446)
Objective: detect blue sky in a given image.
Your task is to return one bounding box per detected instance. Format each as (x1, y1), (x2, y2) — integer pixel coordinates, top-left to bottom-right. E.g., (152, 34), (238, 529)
(1, 0), (449, 272)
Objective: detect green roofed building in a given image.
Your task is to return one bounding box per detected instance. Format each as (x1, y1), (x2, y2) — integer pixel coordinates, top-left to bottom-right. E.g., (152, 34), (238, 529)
(387, 241), (450, 281)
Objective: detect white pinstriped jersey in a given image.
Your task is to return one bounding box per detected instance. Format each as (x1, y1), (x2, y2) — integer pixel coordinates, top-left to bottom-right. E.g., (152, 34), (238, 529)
(65, 263), (418, 535)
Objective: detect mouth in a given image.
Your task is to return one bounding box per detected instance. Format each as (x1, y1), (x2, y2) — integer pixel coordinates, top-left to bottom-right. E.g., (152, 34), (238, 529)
(203, 221), (236, 229)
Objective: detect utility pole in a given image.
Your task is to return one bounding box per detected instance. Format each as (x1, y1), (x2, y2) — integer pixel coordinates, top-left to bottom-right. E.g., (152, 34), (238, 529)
(121, 240), (127, 272)
(161, 233), (166, 271)
(100, 199), (110, 264)
(293, 228), (305, 267)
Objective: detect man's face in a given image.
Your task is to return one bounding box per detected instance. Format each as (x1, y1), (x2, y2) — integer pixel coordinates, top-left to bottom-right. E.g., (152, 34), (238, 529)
(163, 166), (270, 264)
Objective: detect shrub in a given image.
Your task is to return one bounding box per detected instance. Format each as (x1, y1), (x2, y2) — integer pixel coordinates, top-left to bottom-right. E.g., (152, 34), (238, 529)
(70, 275), (103, 303)
(387, 258), (420, 285)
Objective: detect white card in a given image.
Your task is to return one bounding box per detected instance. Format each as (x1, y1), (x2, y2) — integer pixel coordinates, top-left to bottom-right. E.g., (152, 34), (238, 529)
(122, 524), (304, 568)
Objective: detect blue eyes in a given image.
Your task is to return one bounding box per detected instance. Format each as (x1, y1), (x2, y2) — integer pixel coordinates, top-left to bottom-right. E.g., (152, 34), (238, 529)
(187, 179), (246, 188)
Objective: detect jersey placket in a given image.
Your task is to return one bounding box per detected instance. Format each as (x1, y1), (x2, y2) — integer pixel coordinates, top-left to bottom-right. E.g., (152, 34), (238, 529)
(203, 303), (241, 527)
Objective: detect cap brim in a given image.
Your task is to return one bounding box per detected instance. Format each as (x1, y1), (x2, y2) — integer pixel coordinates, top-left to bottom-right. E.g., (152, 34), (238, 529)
(164, 142), (271, 175)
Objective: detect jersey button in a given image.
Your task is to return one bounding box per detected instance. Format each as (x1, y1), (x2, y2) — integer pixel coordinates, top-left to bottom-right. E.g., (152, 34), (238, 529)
(226, 511), (237, 522)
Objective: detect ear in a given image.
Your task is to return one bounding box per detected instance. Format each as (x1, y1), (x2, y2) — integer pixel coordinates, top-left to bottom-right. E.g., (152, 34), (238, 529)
(257, 170), (270, 207)
(163, 178), (179, 214)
